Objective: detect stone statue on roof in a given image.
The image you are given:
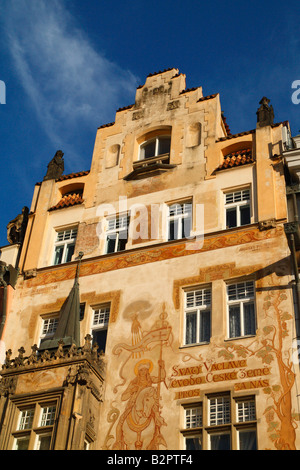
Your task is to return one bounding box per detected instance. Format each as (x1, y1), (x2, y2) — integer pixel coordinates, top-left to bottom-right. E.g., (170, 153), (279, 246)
(256, 97), (274, 128)
(43, 150), (65, 181)
(7, 206), (29, 245)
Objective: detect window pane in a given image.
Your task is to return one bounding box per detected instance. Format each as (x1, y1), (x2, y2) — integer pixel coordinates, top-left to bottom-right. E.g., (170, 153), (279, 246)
(54, 245), (63, 265)
(158, 137), (171, 155)
(182, 214), (192, 238)
(65, 243), (75, 262)
(19, 409), (34, 430)
(93, 307), (110, 327)
(186, 436), (202, 450)
(15, 437), (30, 450)
(240, 204), (251, 225)
(229, 305), (241, 338)
(226, 207), (237, 228)
(237, 400), (256, 422)
(185, 407), (202, 428)
(239, 430), (257, 450)
(37, 434), (52, 450)
(40, 406), (56, 427)
(117, 230), (128, 251)
(106, 235), (116, 253)
(142, 140), (156, 159)
(209, 396), (230, 426)
(168, 219), (177, 241)
(210, 433), (231, 450)
(92, 328), (108, 353)
(185, 312), (197, 344)
(200, 310), (211, 343)
(244, 302), (256, 335)
(186, 289), (211, 308)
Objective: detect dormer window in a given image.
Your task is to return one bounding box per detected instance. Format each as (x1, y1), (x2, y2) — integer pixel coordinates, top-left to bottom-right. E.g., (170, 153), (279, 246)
(139, 136), (171, 160)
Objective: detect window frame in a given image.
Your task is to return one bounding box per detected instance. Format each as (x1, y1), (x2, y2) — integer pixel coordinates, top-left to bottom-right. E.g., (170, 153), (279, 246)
(53, 227), (78, 265)
(224, 188), (251, 229)
(104, 213), (130, 254)
(139, 135), (171, 161)
(167, 200), (193, 241)
(90, 303), (111, 353)
(12, 400), (58, 451)
(39, 315), (59, 347)
(183, 286), (211, 346)
(181, 394), (257, 451)
(226, 280), (256, 339)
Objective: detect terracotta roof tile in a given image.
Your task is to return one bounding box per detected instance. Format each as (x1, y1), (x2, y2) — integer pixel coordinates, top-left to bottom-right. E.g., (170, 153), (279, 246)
(197, 93), (218, 102)
(55, 170), (89, 182)
(49, 193), (84, 211)
(214, 149), (254, 173)
(98, 122), (115, 129)
(147, 68), (178, 78)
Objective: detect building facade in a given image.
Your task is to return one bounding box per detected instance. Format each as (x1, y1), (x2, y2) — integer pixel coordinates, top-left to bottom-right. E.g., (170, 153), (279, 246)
(1, 68), (300, 450)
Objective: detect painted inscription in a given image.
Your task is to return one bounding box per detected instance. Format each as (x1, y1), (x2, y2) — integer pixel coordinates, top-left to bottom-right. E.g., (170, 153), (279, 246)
(170, 360), (271, 394)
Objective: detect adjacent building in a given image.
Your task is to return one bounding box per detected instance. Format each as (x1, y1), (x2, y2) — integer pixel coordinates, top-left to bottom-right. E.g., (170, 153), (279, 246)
(1, 68), (300, 450)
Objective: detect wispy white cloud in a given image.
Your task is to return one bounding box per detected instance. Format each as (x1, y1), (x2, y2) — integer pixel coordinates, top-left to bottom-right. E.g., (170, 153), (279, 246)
(3, 0), (138, 167)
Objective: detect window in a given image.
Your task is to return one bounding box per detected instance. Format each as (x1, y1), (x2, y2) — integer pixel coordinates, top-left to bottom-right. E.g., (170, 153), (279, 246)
(105, 214), (129, 254)
(91, 304), (110, 353)
(39, 317), (59, 347)
(182, 394), (257, 450)
(139, 135), (171, 160)
(183, 405), (203, 450)
(225, 189), (251, 229)
(184, 288), (211, 345)
(236, 398), (257, 450)
(185, 406), (202, 429)
(53, 228), (77, 265)
(227, 281), (256, 338)
(13, 402), (57, 450)
(168, 201), (192, 241)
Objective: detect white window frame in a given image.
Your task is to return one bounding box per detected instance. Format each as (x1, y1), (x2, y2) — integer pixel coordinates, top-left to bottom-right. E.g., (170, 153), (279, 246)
(139, 135), (171, 160)
(224, 188), (251, 229)
(39, 316), (59, 347)
(53, 228), (77, 265)
(13, 402), (57, 451)
(183, 287), (211, 346)
(185, 405), (203, 429)
(90, 304), (111, 352)
(227, 280), (256, 339)
(209, 395), (231, 426)
(105, 213), (129, 254)
(237, 398), (256, 423)
(167, 201), (192, 241)
(182, 394), (257, 450)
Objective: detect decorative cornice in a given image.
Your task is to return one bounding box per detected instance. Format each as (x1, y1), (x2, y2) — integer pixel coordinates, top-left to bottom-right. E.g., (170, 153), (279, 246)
(23, 225), (284, 288)
(0, 335), (105, 379)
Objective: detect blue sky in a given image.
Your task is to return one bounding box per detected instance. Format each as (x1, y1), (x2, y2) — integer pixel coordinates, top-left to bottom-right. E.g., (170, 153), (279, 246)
(0, 0), (300, 248)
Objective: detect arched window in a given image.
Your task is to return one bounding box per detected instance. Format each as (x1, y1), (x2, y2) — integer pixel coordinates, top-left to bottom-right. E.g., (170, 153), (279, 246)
(139, 135), (171, 160)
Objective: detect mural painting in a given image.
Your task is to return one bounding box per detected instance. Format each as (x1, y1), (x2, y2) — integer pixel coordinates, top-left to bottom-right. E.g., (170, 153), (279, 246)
(103, 275), (298, 451)
(103, 303), (172, 450)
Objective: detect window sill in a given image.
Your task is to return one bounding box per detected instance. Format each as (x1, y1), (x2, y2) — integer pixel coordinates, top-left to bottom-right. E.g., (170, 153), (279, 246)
(179, 341), (210, 349)
(224, 334), (256, 342)
(124, 153), (176, 180)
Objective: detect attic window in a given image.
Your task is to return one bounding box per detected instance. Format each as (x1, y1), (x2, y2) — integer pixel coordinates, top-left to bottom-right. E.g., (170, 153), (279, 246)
(139, 136), (171, 160)
(63, 188), (83, 197)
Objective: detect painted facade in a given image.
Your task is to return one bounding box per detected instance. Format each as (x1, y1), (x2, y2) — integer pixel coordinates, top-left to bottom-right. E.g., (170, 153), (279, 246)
(1, 68), (300, 450)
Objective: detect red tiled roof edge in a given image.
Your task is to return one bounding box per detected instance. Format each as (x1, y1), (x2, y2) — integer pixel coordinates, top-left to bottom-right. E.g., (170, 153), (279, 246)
(55, 170), (90, 182)
(217, 121), (288, 142)
(213, 149), (254, 173)
(48, 194), (84, 211)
